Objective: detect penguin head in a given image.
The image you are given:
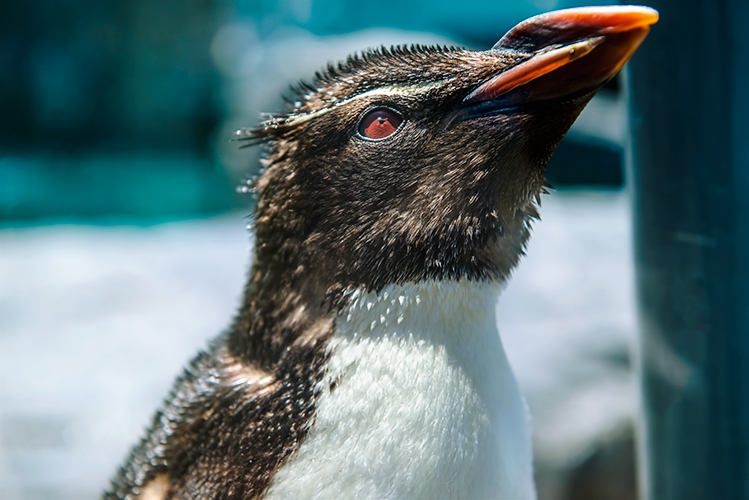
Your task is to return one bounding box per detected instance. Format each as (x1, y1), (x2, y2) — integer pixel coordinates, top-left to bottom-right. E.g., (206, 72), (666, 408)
(240, 6), (657, 304)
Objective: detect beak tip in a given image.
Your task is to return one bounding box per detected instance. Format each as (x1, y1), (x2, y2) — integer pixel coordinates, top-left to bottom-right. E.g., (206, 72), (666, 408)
(599, 5), (660, 31)
(626, 5), (660, 23)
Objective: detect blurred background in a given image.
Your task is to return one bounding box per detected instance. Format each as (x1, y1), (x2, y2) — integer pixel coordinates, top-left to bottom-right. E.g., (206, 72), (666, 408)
(1, 0), (639, 498)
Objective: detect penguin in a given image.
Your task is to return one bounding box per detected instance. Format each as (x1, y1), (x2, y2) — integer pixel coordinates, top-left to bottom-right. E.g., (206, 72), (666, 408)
(105, 6), (657, 499)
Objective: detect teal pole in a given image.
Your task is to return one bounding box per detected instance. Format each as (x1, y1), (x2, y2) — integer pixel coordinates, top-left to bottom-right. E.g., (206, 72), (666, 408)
(628, 1), (749, 499)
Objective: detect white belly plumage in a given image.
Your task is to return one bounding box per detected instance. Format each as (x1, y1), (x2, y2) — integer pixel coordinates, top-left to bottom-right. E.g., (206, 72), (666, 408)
(265, 280), (536, 500)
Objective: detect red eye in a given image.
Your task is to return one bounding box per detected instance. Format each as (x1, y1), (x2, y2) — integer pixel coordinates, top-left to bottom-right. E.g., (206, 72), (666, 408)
(358, 108), (402, 139)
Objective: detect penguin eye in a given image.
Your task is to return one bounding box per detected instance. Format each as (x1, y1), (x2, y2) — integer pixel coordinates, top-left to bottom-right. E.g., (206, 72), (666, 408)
(358, 108), (403, 140)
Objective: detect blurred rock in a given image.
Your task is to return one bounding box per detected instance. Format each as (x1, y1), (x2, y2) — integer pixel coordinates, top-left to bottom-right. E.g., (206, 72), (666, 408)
(563, 424), (637, 500)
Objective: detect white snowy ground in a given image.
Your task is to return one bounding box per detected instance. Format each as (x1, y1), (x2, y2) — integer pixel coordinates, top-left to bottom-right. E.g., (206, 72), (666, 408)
(0, 190), (636, 499)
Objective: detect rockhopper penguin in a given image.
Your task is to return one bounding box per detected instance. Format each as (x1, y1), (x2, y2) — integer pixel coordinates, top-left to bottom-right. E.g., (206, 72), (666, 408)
(106, 6), (657, 499)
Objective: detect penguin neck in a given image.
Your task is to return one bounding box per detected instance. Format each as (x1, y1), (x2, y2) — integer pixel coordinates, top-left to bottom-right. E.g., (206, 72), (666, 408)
(264, 278), (536, 499)
(340, 279), (504, 346)
(328, 279), (517, 416)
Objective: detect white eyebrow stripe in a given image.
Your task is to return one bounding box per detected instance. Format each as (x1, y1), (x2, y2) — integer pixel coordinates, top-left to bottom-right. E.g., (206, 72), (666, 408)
(284, 80), (449, 126)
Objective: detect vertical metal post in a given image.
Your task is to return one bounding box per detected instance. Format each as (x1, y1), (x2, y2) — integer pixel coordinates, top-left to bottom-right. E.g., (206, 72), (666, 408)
(628, 1), (749, 499)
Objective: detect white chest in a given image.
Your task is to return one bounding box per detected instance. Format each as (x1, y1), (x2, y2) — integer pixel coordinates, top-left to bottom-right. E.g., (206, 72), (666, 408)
(265, 280), (536, 500)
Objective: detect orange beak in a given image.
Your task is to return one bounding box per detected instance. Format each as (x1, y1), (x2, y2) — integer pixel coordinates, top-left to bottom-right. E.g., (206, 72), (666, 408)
(465, 5), (659, 105)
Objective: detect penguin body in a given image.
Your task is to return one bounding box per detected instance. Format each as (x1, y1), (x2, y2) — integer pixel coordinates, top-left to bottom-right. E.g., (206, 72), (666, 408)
(265, 281), (533, 499)
(106, 6), (657, 499)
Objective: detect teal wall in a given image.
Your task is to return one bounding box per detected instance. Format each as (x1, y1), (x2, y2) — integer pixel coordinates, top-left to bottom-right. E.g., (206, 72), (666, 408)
(0, 0), (614, 225)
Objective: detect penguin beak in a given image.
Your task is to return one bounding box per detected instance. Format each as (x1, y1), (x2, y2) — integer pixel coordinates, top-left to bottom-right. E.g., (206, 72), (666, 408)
(464, 5), (659, 108)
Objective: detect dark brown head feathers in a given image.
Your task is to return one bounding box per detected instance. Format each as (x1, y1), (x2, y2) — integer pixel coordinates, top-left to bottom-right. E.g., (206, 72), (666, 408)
(236, 42), (589, 311)
(237, 44), (512, 143)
